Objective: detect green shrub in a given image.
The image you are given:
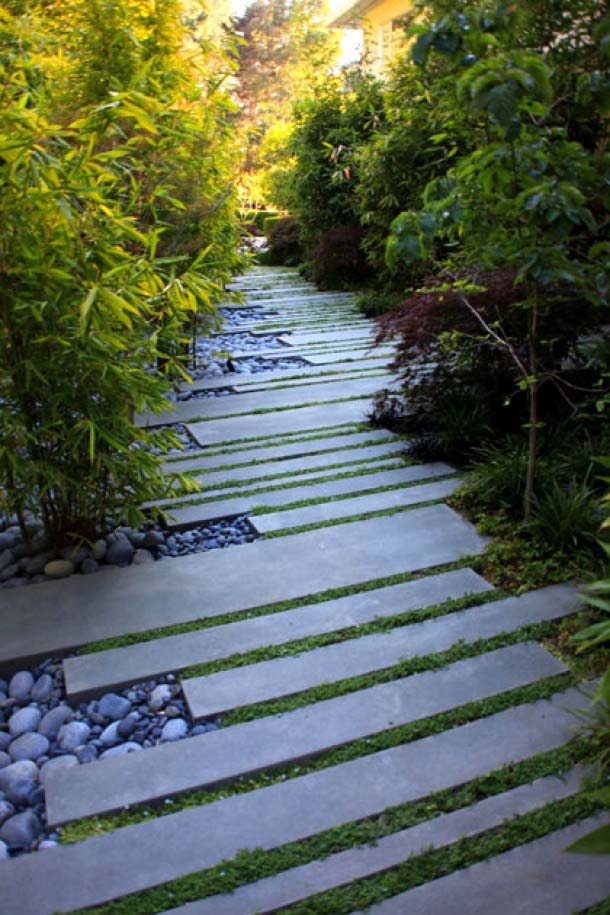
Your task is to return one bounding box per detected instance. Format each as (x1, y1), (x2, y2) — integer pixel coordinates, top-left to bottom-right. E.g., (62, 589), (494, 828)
(528, 480), (602, 551)
(262, 215), (282, 236)
(263, 216), (303, 266)
(466, 441), (534, 511)
(0, 1), (240, 547)
(311, 225), (372, 289)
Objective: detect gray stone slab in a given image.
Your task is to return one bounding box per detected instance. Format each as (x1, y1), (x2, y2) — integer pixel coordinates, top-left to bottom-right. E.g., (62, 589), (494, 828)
(139, 374), (394, 428)
(304, 349), (395, 365)
(245, 293), (354, 306)
(163, 767), (587, 915)
(362, 816), (610, 915)
(164, 463), (454, 527)
(47, 643), (566, 827)
(179, 362), (386, 394)
(252, 476), (462, 533)
(280, 329), (376, 347)
(227, 344), (385, 361)
(0, 506), (488, 665)
(230, 367), (386, 394)
(187, 399), (374, 446)
(183, 584), (579, 720)
(0, 687), (588, 915)
(166, 441), (408, 492)
(161, 430), (396, 474)
(64, 568), (491, 699)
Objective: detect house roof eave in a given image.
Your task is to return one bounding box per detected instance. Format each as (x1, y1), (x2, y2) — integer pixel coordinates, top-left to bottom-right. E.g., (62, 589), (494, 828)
(327, 0), (376, 29)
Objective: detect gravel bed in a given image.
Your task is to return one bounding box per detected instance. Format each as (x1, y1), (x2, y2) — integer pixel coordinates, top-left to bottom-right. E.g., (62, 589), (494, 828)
(196, 331), (287, 362)
(0, 512), (260, 590)
(0, 662), (220, 857)
(219, 307), (272, 326)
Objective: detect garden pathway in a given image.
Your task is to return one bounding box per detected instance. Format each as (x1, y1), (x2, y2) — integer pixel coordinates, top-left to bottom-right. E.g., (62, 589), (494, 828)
(0, 266), (609, 914)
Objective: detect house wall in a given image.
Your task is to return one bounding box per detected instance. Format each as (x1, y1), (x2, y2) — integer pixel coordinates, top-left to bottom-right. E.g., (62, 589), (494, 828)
(359, 0), (414, 76)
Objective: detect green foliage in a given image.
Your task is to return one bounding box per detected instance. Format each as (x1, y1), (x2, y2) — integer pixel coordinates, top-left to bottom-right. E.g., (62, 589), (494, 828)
(265, 68), (385, 259)
(261, 216), (303, 266)
(0, 2), (242, 545)
(234, 0), (339, 205)
(529, 480), (602, 552)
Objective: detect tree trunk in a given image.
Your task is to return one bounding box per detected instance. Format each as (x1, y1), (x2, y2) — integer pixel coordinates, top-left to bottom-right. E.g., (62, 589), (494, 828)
(524, 301), (538, 521)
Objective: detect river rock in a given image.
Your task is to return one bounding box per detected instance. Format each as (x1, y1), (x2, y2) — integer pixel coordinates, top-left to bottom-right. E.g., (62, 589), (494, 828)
(8, 671), (34, 701)
(44, 559), (74, 580)
(38, 705), (74, 739)
(31, 674), (54, 703)
(57, 720), (90, 752)
(0, 810), (41, 849)
(9, 732), (49, 762)
(98, 693), (131, 721)
(8, 707), (41, 738)
(160, 718), (188, 742)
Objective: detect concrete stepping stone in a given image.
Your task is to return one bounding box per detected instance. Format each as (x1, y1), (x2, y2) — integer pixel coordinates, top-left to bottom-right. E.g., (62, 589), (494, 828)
(187, 399), (375, 446)
(47, 642), (565, 826)
(279, 329), (376, 346)
(0, 687), (588, 915)
(161, 768), (587, 915)
(304, 349), (395, 365)
(164, 441), (409, 492)
(179, 362), (388, 395)
(182, 583), (580, 720)
(230, 367), (387, 394)
(251, 476), (462, 533)
(0, 506), (488, 665)
(164, 463), (454, 527)
(64, 568), (491, 699)
(227, 344), (386, 362)
(162, 430), (396, 474)
(361, 816), (610, 915)
(139, 374), (394, 428)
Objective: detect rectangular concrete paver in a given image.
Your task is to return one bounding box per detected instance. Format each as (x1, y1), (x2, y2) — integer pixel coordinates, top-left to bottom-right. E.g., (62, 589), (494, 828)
(163, 768), (587, 915)
(161, 430), (397, 474)
(0, 688), (588, 915)
(304, 349), (394, 365)
(251, 476), (461, 532)
(187, 399), (375, 446)
(178, 362), (387, 394)
(170, 440), (409, 491)
(183, 584), (579, 719)
(164, 462), (454, 527)
(47, 643), (566, 826)
(64, 568), (491, 698)
(140, 374), (393, 428)
(280, 329), (376, 346)
(0, 505), (488, 664)
(361, 816), (610, 915)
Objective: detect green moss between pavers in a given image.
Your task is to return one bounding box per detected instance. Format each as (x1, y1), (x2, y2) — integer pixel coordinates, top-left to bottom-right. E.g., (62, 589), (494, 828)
(581, 898), (610, 914)
(163, 422), (369, 461)
(181, 588), (502, 680)
(214, 622), (570, 726)
(174, 449), (411, 494)
(161, 466), (451, 513)
(177, 392), (376, 426)
(65, 739), (596, 915)
(60, 672), (572, 844)
(166, 435), (402, 475)
(276, 795), (600, 915)
(78, 562), (473, 655)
